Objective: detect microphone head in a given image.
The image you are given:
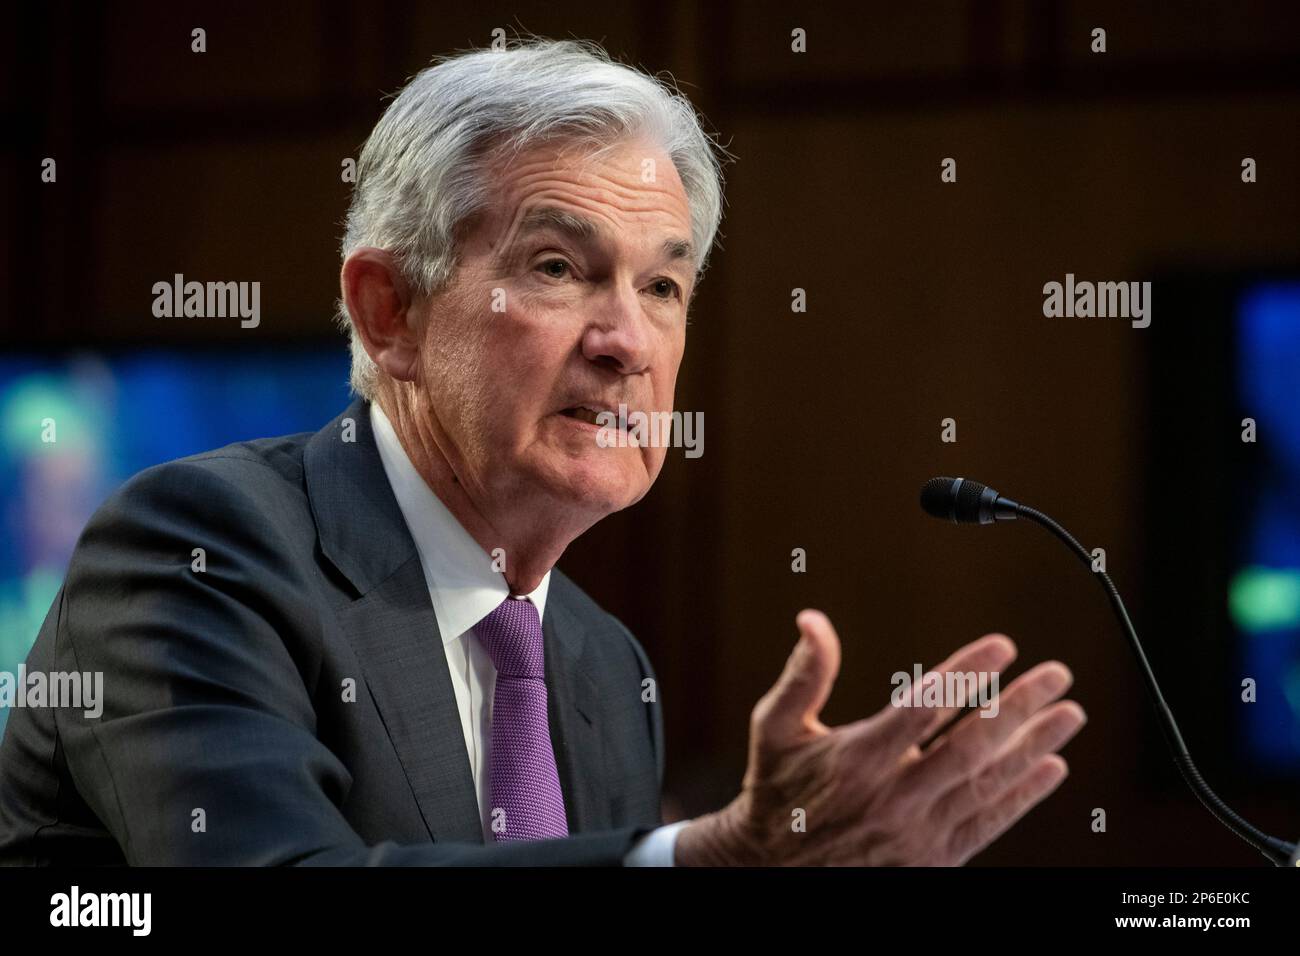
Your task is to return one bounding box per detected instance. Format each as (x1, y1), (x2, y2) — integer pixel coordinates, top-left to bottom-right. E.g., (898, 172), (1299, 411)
(921, 476), (1010, 524)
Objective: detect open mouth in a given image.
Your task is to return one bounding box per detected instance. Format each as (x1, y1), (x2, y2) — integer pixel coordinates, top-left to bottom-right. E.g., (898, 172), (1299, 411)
(559, 405), (610, 427)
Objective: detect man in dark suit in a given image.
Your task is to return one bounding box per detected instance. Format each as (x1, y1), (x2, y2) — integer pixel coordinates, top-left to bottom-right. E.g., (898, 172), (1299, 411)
(0, 396), (665, 865)
(0, 38), (1085, 866)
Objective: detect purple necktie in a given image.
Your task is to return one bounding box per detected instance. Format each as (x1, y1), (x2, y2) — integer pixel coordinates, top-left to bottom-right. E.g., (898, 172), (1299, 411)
(473, 596), (569, 841)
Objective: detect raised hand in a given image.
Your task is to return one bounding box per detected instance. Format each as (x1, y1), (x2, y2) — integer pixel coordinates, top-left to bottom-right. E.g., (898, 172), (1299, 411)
(675, 609), (1086, 866)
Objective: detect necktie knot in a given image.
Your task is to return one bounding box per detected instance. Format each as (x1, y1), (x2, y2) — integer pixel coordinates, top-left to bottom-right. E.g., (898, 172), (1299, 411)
(473, 596), (545, 678)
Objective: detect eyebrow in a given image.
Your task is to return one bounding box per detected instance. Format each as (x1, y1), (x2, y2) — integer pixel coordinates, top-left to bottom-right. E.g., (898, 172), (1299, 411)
(516, 205), (696, 273)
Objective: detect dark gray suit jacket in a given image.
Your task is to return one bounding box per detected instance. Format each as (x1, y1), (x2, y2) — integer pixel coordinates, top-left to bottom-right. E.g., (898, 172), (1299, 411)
(0, 397), (664, 865)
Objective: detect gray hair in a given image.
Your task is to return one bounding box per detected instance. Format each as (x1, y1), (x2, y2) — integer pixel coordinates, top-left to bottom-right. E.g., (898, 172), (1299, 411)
(335, 37), (731, 399)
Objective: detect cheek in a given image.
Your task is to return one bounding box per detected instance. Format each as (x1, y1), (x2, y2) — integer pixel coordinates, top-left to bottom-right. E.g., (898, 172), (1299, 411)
(498, 303), (579, 391)
(439, 306), (576, 456)
(414, 302), (502, 452)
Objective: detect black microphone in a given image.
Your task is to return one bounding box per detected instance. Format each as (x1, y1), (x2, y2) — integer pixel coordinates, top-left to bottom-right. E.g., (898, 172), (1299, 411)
(920, 476), (1021, 524)
(920, 475), (1297, 867)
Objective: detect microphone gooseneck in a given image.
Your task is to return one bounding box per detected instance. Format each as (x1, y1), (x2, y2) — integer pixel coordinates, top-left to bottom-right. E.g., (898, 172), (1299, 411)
(920, 476), (1297, 867)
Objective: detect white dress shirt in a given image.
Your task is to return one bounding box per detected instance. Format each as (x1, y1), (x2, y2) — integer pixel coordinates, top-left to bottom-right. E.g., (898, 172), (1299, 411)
(369, 402), (687, 865)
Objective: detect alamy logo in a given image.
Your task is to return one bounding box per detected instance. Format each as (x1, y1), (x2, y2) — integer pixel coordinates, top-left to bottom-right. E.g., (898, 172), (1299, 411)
(50, 886), (151, 936)
(594, 403), (704, 459)
(1042, 273), (1151, 328)
(152, 273), (261, 328)
(0, 667), (102, 718)
(890, 665), (1001, 717)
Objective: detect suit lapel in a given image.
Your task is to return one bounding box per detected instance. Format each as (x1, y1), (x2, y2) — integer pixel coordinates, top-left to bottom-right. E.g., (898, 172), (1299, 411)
(336, 561), (486, 843)
(303, 398), (611, 840)
(544, 586), (610, 833)
(305, 398), (482, 843)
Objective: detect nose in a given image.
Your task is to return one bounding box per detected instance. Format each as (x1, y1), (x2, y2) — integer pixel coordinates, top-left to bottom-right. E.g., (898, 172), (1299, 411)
(581, 284), (651, 375)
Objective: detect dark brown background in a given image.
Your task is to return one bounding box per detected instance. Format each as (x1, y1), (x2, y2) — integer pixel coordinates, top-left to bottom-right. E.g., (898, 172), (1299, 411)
(5, 1), (1299, 865)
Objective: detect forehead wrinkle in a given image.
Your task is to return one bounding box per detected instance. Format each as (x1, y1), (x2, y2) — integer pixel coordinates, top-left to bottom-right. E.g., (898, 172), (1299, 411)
(499, 152), (689, 223)
(502, 198), (694, 274)
(484, 146), (694, 269)
(518, 205), (599, 242)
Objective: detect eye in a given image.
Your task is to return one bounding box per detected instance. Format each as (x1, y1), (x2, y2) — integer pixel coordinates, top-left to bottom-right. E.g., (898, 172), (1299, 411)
(536, 258), (572, 279)
(648, 278), (681, 299)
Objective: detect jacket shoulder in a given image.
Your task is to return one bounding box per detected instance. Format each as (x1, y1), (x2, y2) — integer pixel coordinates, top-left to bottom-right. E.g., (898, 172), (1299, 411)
(91, 430), (314, 525)
(160, 429), (314, 486)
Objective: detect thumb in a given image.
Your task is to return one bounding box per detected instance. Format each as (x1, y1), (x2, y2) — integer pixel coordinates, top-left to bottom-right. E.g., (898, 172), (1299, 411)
(758, 609), (842, 743)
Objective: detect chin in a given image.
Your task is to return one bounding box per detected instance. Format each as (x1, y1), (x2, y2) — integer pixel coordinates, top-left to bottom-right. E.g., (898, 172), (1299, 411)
(551, 458), (646, 514)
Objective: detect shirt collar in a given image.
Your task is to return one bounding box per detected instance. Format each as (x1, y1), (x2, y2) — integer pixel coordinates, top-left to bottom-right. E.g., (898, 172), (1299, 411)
(369, 401), (550, 644)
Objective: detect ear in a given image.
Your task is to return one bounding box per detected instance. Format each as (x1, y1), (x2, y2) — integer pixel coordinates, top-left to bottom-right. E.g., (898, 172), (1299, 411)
(340, 248), (421, 383)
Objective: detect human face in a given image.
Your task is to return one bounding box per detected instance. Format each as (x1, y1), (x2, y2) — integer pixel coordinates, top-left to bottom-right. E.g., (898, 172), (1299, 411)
(414, 136), (695, 519)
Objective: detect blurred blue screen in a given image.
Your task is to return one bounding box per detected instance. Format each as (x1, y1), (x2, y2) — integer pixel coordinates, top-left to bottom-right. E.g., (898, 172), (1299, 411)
(1230, 283), (1300, 771)
(0, 348), (351, 733)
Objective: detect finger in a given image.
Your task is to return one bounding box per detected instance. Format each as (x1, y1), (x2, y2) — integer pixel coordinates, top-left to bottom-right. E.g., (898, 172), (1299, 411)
(927, 701), (1086, 830)
(752, 609), (842, 745)
(904, 660), (1073, 794)
(909, 635), (1020, 742)
(944, 754), (1069, 865)
(841, 633), (1017, 770)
